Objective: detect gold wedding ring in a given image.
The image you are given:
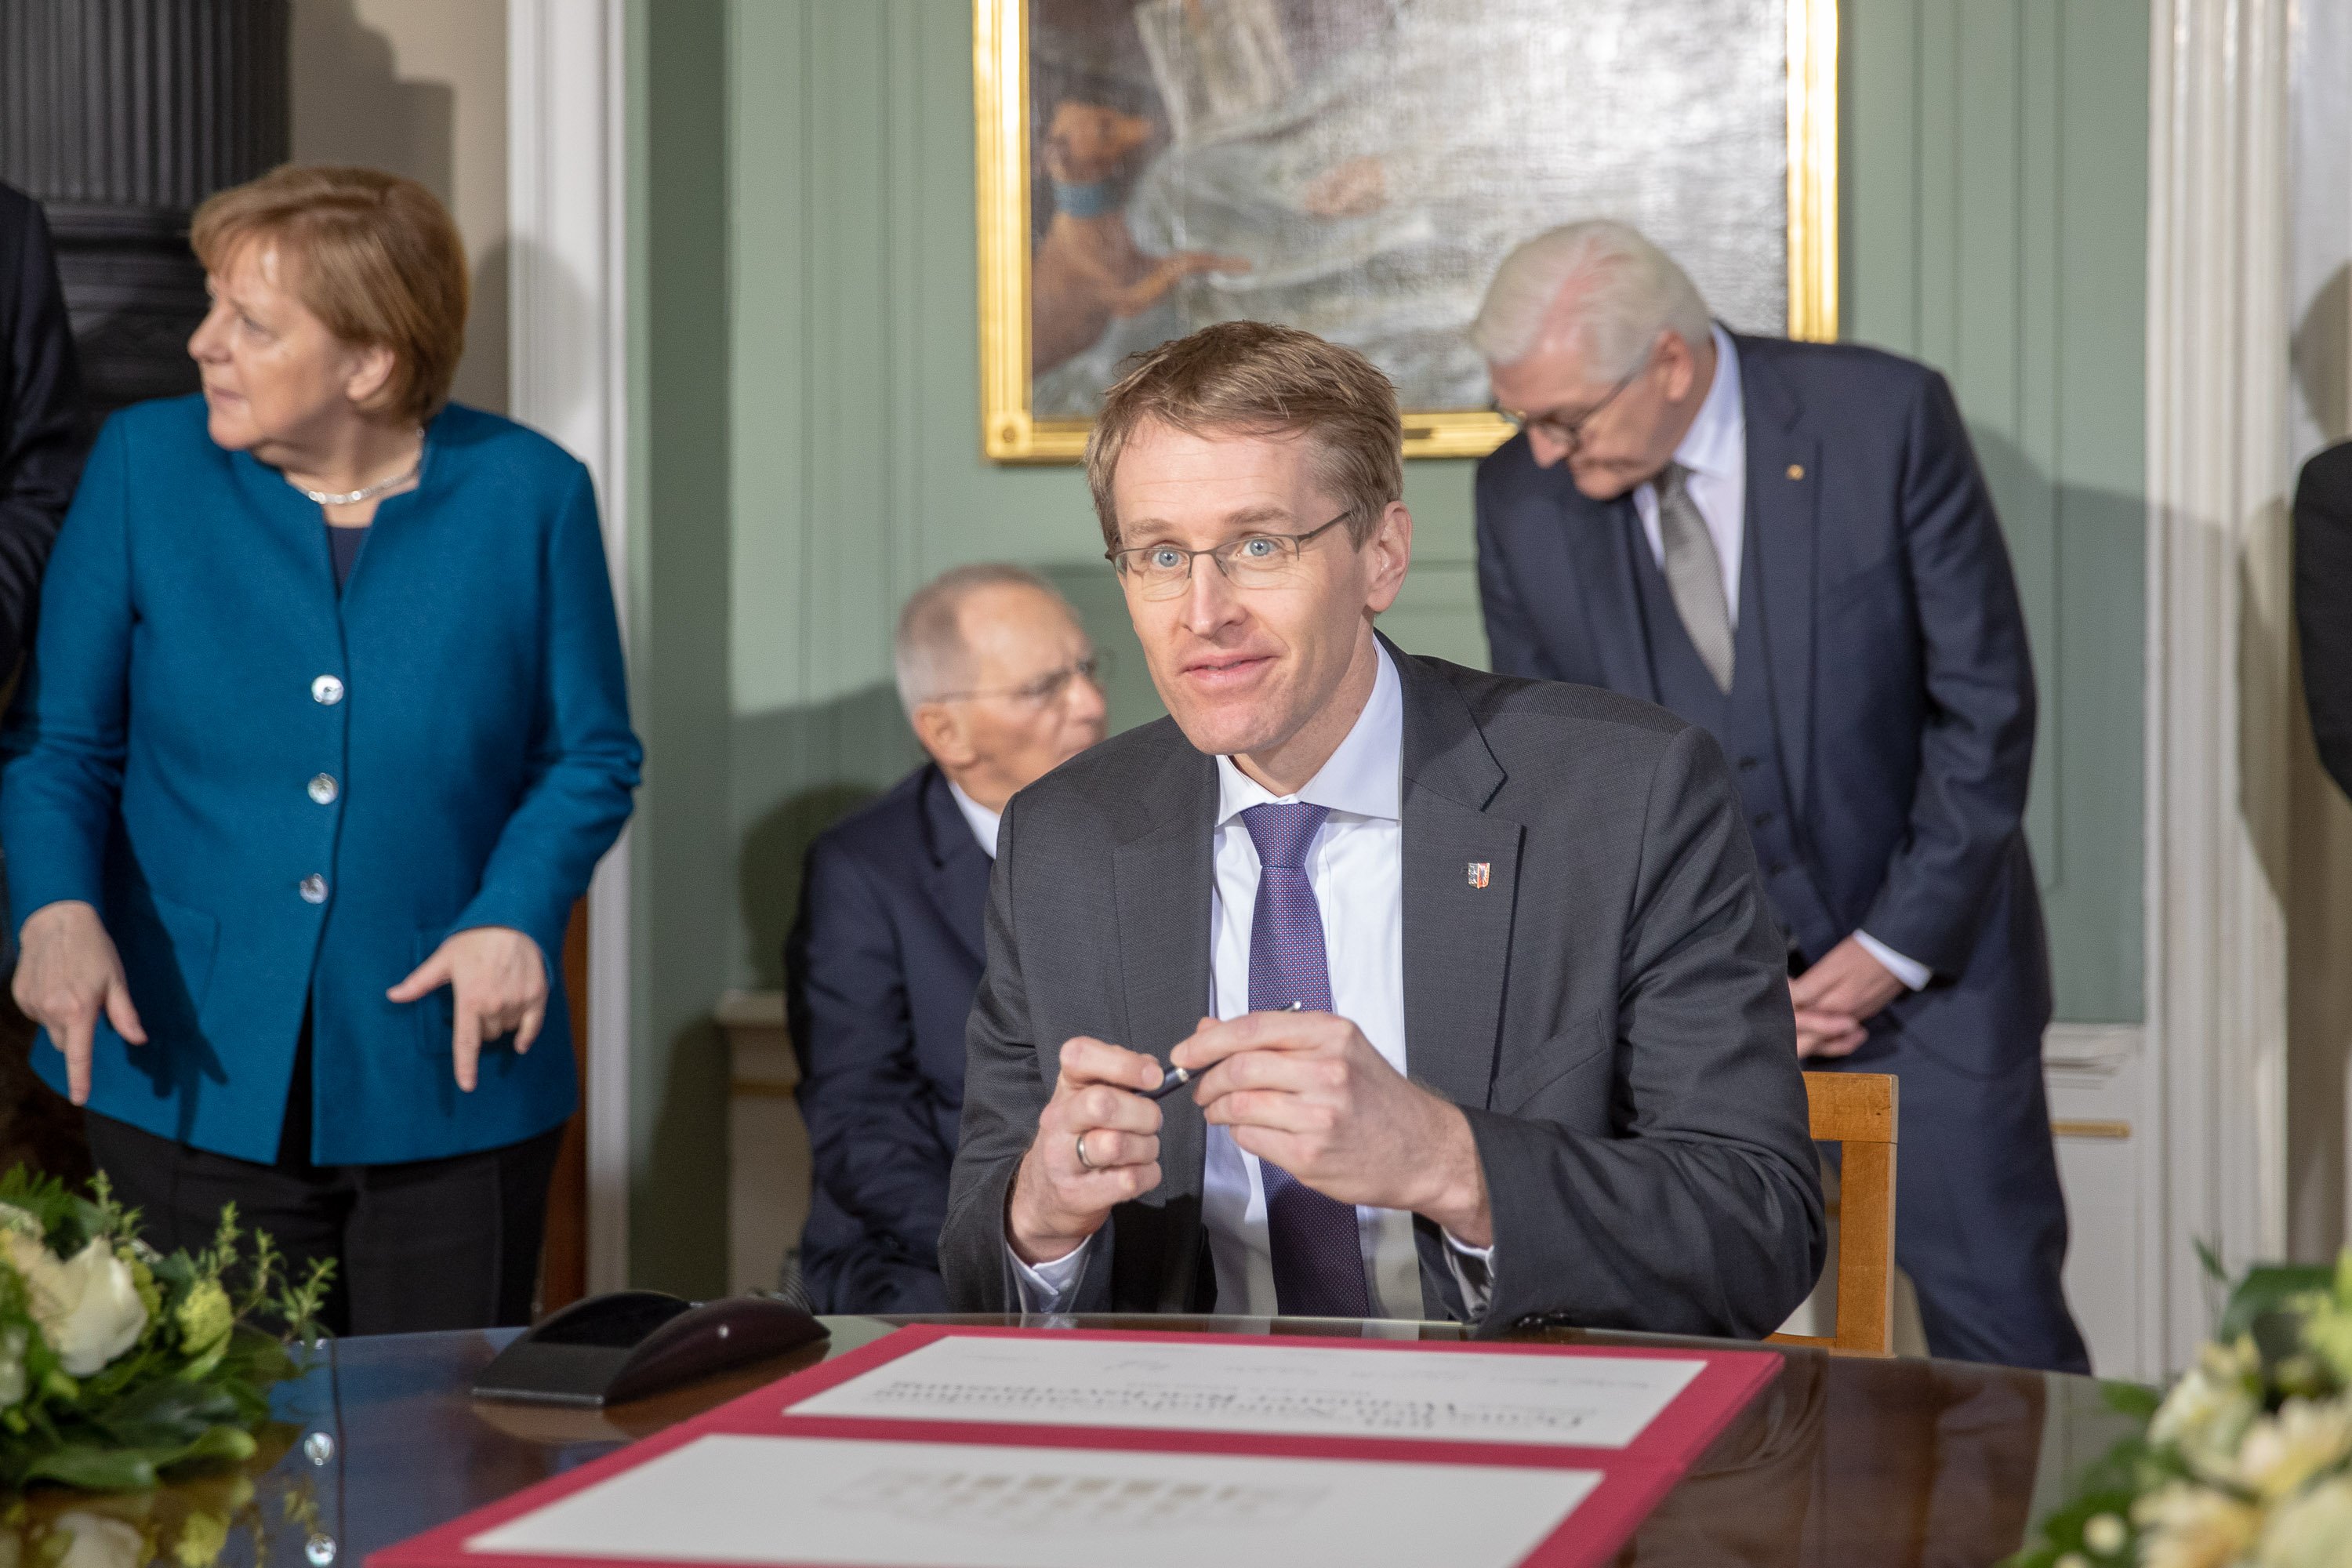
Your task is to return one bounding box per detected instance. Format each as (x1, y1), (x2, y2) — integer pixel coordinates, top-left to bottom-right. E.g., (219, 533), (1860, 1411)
(1075, 1132), (1098, 1170)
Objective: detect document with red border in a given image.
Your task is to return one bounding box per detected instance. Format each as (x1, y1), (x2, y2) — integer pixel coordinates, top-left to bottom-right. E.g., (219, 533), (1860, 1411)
(372, 1327), (1780, 1568)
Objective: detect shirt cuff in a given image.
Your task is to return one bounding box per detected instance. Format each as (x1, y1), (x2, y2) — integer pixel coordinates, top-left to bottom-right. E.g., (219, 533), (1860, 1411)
(1853, 930), (1932, 991)
(1441, 1229), (1496, 1322)
(1008, 1236), (1092, 1313)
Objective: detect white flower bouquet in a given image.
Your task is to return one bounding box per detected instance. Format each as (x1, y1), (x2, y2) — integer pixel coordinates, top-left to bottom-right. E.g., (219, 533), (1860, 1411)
(0, 1170), (328, 1493)
(2011, 1250), (2352, 1568)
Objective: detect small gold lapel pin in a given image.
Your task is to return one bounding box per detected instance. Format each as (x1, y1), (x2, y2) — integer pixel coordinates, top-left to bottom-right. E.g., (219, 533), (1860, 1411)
(1786, 463), (1806, 481)
(1466, 862), (1490, 889)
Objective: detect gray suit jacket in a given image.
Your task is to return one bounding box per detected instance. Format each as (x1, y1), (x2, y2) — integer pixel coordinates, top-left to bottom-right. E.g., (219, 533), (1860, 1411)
(941, 640), (1825, 1338)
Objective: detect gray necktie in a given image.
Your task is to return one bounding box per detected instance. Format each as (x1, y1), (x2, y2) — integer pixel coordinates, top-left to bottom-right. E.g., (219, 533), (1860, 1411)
(1656, 462), (1733, 692)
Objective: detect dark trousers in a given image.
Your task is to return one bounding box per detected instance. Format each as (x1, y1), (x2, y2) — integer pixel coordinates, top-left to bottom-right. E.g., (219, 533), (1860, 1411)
(85, 1040), (564, 1337)
(1832, 1025), (2090, 1375)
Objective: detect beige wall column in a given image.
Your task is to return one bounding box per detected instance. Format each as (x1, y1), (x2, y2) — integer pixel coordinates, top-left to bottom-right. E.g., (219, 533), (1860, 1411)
(2144, 0), (2294, 1372)
(289, 0), (510, 412)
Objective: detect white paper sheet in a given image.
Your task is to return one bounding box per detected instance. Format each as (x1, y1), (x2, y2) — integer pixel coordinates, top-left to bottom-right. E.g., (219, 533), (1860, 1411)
(785, 1336), (1704, 1449)
(467, 1434), (1599, 1568)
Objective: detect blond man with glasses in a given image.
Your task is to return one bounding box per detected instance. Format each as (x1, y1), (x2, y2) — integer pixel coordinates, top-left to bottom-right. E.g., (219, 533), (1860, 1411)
(940, 320), (1822, 1338)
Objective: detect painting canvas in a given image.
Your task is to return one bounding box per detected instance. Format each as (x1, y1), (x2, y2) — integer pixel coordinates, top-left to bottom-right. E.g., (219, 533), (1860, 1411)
(978, 0), (1836, 461)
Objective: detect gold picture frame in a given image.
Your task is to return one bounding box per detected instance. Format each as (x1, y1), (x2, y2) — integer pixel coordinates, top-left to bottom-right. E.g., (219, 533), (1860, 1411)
(978, 0), (1839, 463)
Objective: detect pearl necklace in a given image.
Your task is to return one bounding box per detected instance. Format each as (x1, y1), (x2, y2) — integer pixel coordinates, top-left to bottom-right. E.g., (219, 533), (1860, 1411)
(289, 438), (425, 506)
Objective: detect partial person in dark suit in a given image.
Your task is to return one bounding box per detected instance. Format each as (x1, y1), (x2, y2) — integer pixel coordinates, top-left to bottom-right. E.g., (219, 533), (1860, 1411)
(0, 183), (84, 678)
(0, 184), (87, 978)
(2296, 440), (2352, 800)
(787, 564), (1108, 1312)
(942, 321), (1823, 1334)
(1472, 220), (2087, 1372)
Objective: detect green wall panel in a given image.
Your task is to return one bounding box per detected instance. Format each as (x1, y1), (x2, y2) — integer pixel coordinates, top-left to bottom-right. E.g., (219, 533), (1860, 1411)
(1842, 0), (2148, 1021)
(628, 0), (735, 1296)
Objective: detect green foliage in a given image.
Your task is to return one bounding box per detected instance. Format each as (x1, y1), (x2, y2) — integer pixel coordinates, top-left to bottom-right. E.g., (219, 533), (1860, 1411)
(2218, 1264), (2336, 1343)
(2008, 1246), (2352, 1568)
(0, 1167), (328, 1494)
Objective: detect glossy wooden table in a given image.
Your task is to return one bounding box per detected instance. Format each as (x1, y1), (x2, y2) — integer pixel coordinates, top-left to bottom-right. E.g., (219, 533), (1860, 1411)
(107, 1315), (2142, 1568)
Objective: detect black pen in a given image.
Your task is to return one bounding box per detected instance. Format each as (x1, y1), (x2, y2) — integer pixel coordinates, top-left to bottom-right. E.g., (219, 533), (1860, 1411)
(1144, 1001), (1301, 1099)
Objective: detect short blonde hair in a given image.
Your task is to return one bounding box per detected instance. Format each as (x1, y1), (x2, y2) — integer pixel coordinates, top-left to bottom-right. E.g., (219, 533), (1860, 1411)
(1083, 321), (1403, 550)
(191, 165), (469, 424)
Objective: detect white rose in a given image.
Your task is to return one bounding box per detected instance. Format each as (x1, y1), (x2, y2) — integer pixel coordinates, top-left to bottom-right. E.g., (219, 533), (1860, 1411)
(2134, 1481), (2262, 1568)
(2257, 1475), (2352, 1568)
(2238, 1398), (2352, 1501)
(2152, 1361), (2263, 1482)
(0, 1233), (149, 1377)
(50, 1515), (141, 1568)
(2082, 1512), (2129, 1553)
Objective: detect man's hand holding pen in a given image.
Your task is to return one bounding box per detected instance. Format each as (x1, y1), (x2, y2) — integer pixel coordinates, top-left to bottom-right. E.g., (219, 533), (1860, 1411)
(1176, 1010), (1492, 1247)
(1007, 1009), (1494, 1269)
(1006, 1036), (1167, 1266)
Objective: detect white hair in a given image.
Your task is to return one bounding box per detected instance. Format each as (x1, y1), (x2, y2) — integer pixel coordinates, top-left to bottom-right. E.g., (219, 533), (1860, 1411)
(892, 563), (1069, 717)
(1469, 220), (1712, 376)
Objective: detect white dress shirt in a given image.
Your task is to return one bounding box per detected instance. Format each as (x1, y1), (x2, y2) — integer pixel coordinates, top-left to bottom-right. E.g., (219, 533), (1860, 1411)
(945, 777), (1001, 859)
(1632, 327), (1929, 994)
(1013, 643), (1495, 1318)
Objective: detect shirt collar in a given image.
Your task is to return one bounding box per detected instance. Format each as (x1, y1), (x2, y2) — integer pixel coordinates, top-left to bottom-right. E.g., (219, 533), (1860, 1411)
(945, 778), (1002, 859)
(1214, 638), (1403, 826)
(1671, 322), (1744, 482)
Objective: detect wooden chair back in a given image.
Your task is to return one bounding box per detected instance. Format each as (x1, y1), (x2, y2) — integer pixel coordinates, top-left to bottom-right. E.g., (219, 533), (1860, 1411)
(1768, 1071), (1898, 1356)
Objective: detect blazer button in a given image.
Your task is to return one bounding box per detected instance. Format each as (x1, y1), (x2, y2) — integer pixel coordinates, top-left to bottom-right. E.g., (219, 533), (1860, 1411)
(311, 674), (345, 705)
(299, 874), (328, 904)
(308, 774), (339, 805)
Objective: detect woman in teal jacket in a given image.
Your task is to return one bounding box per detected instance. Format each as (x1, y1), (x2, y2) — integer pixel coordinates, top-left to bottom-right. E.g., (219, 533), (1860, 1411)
(2, 167), (641, 1334)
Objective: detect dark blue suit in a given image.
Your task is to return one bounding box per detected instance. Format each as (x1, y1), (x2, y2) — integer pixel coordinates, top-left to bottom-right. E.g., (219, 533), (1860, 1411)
(1475, 332), (2088, 1372)
(786, 763), (989, 1312)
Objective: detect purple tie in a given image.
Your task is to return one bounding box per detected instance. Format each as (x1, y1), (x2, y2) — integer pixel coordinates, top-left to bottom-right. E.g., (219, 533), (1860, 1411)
(1240, 802), (1371, 1319)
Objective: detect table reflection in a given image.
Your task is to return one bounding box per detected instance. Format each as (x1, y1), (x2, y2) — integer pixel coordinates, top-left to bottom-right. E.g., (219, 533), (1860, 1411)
(0, 1317), (2141, 1568)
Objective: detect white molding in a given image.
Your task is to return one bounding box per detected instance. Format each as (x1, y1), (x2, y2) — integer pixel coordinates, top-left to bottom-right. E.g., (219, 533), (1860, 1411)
(510, 0), (634, 1296)
(2145, 0), (2296, 1374)
(2042, 1022), (2144, 1076)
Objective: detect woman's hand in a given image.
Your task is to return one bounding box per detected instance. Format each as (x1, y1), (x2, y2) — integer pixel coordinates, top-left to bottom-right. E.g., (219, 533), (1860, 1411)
(12, 901), (147, 1106)
(387, 926), (549, 1091)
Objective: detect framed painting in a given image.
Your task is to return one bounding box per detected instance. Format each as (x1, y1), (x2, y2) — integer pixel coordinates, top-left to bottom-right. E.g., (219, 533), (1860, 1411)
(976, 0), (1837, 462)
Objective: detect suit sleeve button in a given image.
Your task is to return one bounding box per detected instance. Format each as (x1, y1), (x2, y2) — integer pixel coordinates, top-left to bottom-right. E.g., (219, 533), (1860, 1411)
(312, 675), (345, 705)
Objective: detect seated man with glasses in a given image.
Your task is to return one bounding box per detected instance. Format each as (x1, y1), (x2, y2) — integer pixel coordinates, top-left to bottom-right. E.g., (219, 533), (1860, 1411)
(941, 319), (1824, 1337)
(786, 564), (1109, 1311)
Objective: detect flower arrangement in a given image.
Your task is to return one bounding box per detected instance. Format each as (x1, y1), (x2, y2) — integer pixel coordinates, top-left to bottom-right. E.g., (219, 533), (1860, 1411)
(0, 1170), (329, 1494)
(2012, 1250), (2352, 1568)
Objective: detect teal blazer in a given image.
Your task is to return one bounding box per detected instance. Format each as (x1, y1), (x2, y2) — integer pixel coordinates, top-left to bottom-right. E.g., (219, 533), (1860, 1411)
(1, 397), (641, 1164)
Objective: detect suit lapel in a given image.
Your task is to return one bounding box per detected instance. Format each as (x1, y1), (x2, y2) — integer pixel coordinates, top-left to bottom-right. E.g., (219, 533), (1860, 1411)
(1111, 746), (1218, 1218)
(1738, 337), (1820, 813)
(916, 768), (991, 967)
(1556, 488), (1661, 703)
(1389, 641), (1523, 1114)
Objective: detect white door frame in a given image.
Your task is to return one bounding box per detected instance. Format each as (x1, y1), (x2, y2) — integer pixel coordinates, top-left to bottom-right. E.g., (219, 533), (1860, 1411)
(2143, 0), (2296, 1374)
(509, 0), (634, 1295)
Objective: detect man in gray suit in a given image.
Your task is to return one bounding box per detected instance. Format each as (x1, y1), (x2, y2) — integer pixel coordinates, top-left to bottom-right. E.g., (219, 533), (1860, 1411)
(942, 321), (1824, 1334)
